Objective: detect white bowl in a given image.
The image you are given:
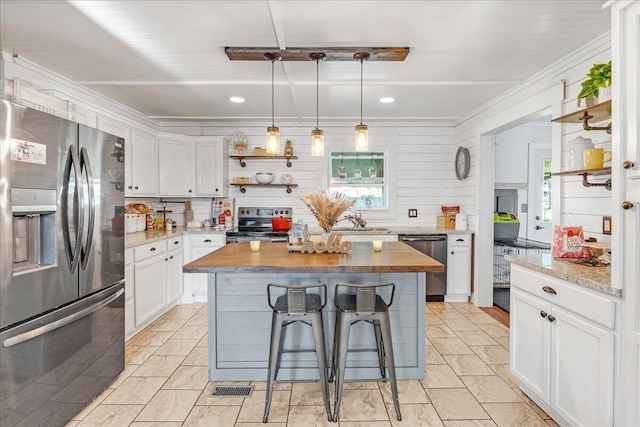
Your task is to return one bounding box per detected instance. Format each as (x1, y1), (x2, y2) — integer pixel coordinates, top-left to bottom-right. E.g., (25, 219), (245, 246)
(255, 172), (274, 184)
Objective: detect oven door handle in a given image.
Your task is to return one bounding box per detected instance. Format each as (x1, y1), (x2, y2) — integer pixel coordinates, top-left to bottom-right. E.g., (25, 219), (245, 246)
(3, 286), (124, 348)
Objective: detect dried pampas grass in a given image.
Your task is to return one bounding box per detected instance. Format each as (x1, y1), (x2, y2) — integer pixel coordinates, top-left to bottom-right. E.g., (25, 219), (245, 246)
(302, 189), (354, 233)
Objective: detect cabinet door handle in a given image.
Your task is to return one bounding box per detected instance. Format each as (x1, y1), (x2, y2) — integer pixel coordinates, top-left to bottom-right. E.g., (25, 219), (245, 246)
(540, 311), (547, 318)
(128, 185), (133, 189)
(542, 286), (557, 295)
(622, 201), (634, 210)
(150, 247), (156, 252)
(174, 241), (179, 245)
(170, 255), (174, 259)
(623, 160), (634, 169)
(456, 238), (464, 242)
(164, 258), (168, 261)
(215, 188), (219, 192)
(134, 186), (139, 190)
(188, 189), (192, 193)
(451, 251), (454, 255)
(547, 315), (556, 323)
(204, 239), (212, 243)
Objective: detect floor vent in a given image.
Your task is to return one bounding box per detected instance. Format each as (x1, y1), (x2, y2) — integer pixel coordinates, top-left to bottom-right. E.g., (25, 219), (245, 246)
(211, 385), (254, 397)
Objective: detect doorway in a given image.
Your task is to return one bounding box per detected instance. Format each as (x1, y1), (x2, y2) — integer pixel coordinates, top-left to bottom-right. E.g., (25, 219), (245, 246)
(471, 82), (563, 309)
(491, 123), (553, 312)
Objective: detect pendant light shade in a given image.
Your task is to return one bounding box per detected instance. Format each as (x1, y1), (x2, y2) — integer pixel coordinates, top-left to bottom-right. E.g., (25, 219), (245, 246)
(309, 53), (326, 157)
(354, 52), (370, 152)
(265, 53), (282, 155)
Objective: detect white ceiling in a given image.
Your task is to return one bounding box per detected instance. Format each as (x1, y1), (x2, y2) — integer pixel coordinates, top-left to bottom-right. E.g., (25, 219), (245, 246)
(0, 1), (610, 124)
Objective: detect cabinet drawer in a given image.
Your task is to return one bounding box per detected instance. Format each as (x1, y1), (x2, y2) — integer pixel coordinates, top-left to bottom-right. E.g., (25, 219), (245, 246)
(134, 240), (166, 262)
(448, 234), (471, 247)
(166, 235), (183, 250)
(511, 265), (616, 330)
(191, 234), (225, 247)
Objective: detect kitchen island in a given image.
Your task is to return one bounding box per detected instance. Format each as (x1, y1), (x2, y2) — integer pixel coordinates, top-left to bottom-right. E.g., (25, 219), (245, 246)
(183, 241), (443, 381)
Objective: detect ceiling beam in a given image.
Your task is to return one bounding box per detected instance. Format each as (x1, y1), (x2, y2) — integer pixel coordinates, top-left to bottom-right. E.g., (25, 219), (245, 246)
(225, 47), (410, 61)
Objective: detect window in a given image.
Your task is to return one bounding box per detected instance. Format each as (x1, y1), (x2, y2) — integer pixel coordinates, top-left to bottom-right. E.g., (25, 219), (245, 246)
(329, 151), (387, 209)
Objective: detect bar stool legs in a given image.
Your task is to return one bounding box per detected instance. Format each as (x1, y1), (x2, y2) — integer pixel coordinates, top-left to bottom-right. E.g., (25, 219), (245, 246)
(330, 282), (402, 422)
(263, 283), (332, 423)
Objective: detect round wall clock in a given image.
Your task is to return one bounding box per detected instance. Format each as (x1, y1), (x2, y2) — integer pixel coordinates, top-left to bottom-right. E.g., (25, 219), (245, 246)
(455, 146), (470, 180)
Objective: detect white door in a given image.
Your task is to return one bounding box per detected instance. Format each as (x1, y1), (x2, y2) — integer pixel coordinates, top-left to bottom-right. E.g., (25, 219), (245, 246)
(528, 145), (552, 243)
(611, 1), (640, 425)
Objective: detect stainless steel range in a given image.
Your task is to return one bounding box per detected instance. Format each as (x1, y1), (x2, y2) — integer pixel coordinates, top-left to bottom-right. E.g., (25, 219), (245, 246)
(226, 207), (292, 243)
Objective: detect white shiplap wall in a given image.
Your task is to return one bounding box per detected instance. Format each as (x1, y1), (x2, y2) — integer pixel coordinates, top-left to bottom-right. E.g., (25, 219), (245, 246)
(159, 123), (455, 227)
(453, 33), (612, 306)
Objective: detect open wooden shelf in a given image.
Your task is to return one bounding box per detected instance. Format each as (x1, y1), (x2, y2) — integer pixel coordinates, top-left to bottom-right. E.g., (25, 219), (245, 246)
(230, 155), (297, 168)
(230, 183), (298, 193)
(552, 167), (612, 190)
(551, 100), (611, 134)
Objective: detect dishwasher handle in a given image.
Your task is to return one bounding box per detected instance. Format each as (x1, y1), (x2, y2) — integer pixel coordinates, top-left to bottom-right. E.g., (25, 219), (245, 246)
(400, 236), (446, 242)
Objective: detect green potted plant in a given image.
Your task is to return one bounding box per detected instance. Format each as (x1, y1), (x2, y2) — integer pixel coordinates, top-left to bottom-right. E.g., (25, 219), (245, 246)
(577, 61), (611, 107)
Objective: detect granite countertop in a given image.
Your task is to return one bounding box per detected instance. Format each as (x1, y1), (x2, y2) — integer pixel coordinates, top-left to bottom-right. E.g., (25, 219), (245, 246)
(506, 253), (619, 297)
(125, 227), (228, 248)
(308, 226), (472, 235)
(125, 225), (472, 249)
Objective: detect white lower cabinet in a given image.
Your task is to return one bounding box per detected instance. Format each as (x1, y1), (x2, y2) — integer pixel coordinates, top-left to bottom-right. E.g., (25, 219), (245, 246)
(183, 233), (226, 303)
(166, 247), (184, 302)
(446, 233), (471, 301)
(126, 235), (184, 339)
(510, 265), (616, 427)
(124, 249), (135, 335)
(134, 252), (168, 326)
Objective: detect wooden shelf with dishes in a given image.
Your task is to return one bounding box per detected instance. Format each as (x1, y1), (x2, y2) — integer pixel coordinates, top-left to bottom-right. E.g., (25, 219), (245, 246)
(230, 183), (298, 193)
(551, 99), (611, 134)
(230, 155), (297, 168)
(552, 167), (612, 190)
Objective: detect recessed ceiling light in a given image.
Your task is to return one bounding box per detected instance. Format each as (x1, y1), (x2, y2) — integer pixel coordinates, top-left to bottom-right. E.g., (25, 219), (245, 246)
(379, 97), (395, 103)
(230, 97), (245, 103)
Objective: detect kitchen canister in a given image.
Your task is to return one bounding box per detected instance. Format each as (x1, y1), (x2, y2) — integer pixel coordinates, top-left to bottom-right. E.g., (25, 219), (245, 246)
(564, 136), (594, 171)
(125, 214), (137, 234)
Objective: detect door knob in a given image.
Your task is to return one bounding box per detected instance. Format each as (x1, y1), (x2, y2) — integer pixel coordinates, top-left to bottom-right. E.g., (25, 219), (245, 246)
(622, 201), (634, 210)
(623, 160), (634, 169)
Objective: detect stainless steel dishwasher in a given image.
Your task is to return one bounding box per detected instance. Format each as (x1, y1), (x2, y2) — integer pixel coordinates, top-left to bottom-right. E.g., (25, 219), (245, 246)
(399, 234), (447, 301)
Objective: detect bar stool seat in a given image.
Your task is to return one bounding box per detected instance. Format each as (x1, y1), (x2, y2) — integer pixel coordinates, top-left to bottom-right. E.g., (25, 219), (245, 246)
(263, 283), (331, 423)
(330, 282), (402, 422)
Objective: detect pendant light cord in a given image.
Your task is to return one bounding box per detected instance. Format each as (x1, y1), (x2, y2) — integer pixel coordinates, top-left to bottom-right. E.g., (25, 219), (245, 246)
(316, 58), (320, 129)
(271, 58), (275, 127)
(359, 58), (364, 126)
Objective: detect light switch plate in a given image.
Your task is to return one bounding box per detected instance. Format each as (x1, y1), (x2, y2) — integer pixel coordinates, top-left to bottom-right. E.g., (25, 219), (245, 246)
(602, 216), (612, 235)
(408, 209), (418, 218)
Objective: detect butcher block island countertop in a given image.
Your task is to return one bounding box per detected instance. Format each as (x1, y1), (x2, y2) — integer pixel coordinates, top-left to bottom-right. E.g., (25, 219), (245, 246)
(183, 241), (443, 382)
(183, 241), (444, 273)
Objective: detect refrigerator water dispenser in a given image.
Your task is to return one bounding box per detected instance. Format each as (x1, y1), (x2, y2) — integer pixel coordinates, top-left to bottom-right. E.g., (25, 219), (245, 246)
(11, 188), (57, 275)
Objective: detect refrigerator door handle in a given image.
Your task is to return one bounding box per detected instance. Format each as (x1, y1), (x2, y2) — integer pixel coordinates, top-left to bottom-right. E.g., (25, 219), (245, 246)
(61, 145), (84, 272)
(2, 285), (124, 348)
(79, 147), (95, 269)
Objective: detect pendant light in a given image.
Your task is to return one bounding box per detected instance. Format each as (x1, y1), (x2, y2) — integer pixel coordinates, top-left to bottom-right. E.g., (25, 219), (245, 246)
(354, 52), (370, 152)
(265, 53), (282, 155)
(309, 52), (326, 157)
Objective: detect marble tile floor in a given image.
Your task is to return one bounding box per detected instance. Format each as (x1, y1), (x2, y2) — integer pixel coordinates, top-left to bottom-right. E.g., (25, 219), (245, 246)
(65, 302), (559, 427)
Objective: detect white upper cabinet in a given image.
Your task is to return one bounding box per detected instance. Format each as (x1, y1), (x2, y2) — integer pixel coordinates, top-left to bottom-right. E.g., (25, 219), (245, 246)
(195, 137), (228, 197)
(157, 135), (228, 197)
(128, 128), (158, 196)
(158, 134), (194, 196)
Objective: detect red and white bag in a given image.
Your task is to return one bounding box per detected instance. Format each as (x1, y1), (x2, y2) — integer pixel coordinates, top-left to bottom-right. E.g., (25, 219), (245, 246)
(552, 226), (585, 258)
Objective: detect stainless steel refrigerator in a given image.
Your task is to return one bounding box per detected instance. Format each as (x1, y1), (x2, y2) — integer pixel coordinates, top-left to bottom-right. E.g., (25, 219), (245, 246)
(0, 100), (125, 427)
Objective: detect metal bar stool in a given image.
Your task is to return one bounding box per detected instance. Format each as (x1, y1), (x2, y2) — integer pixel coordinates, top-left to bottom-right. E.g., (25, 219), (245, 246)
(263, 283), (332, 423)
(330, 282), (402, 422)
